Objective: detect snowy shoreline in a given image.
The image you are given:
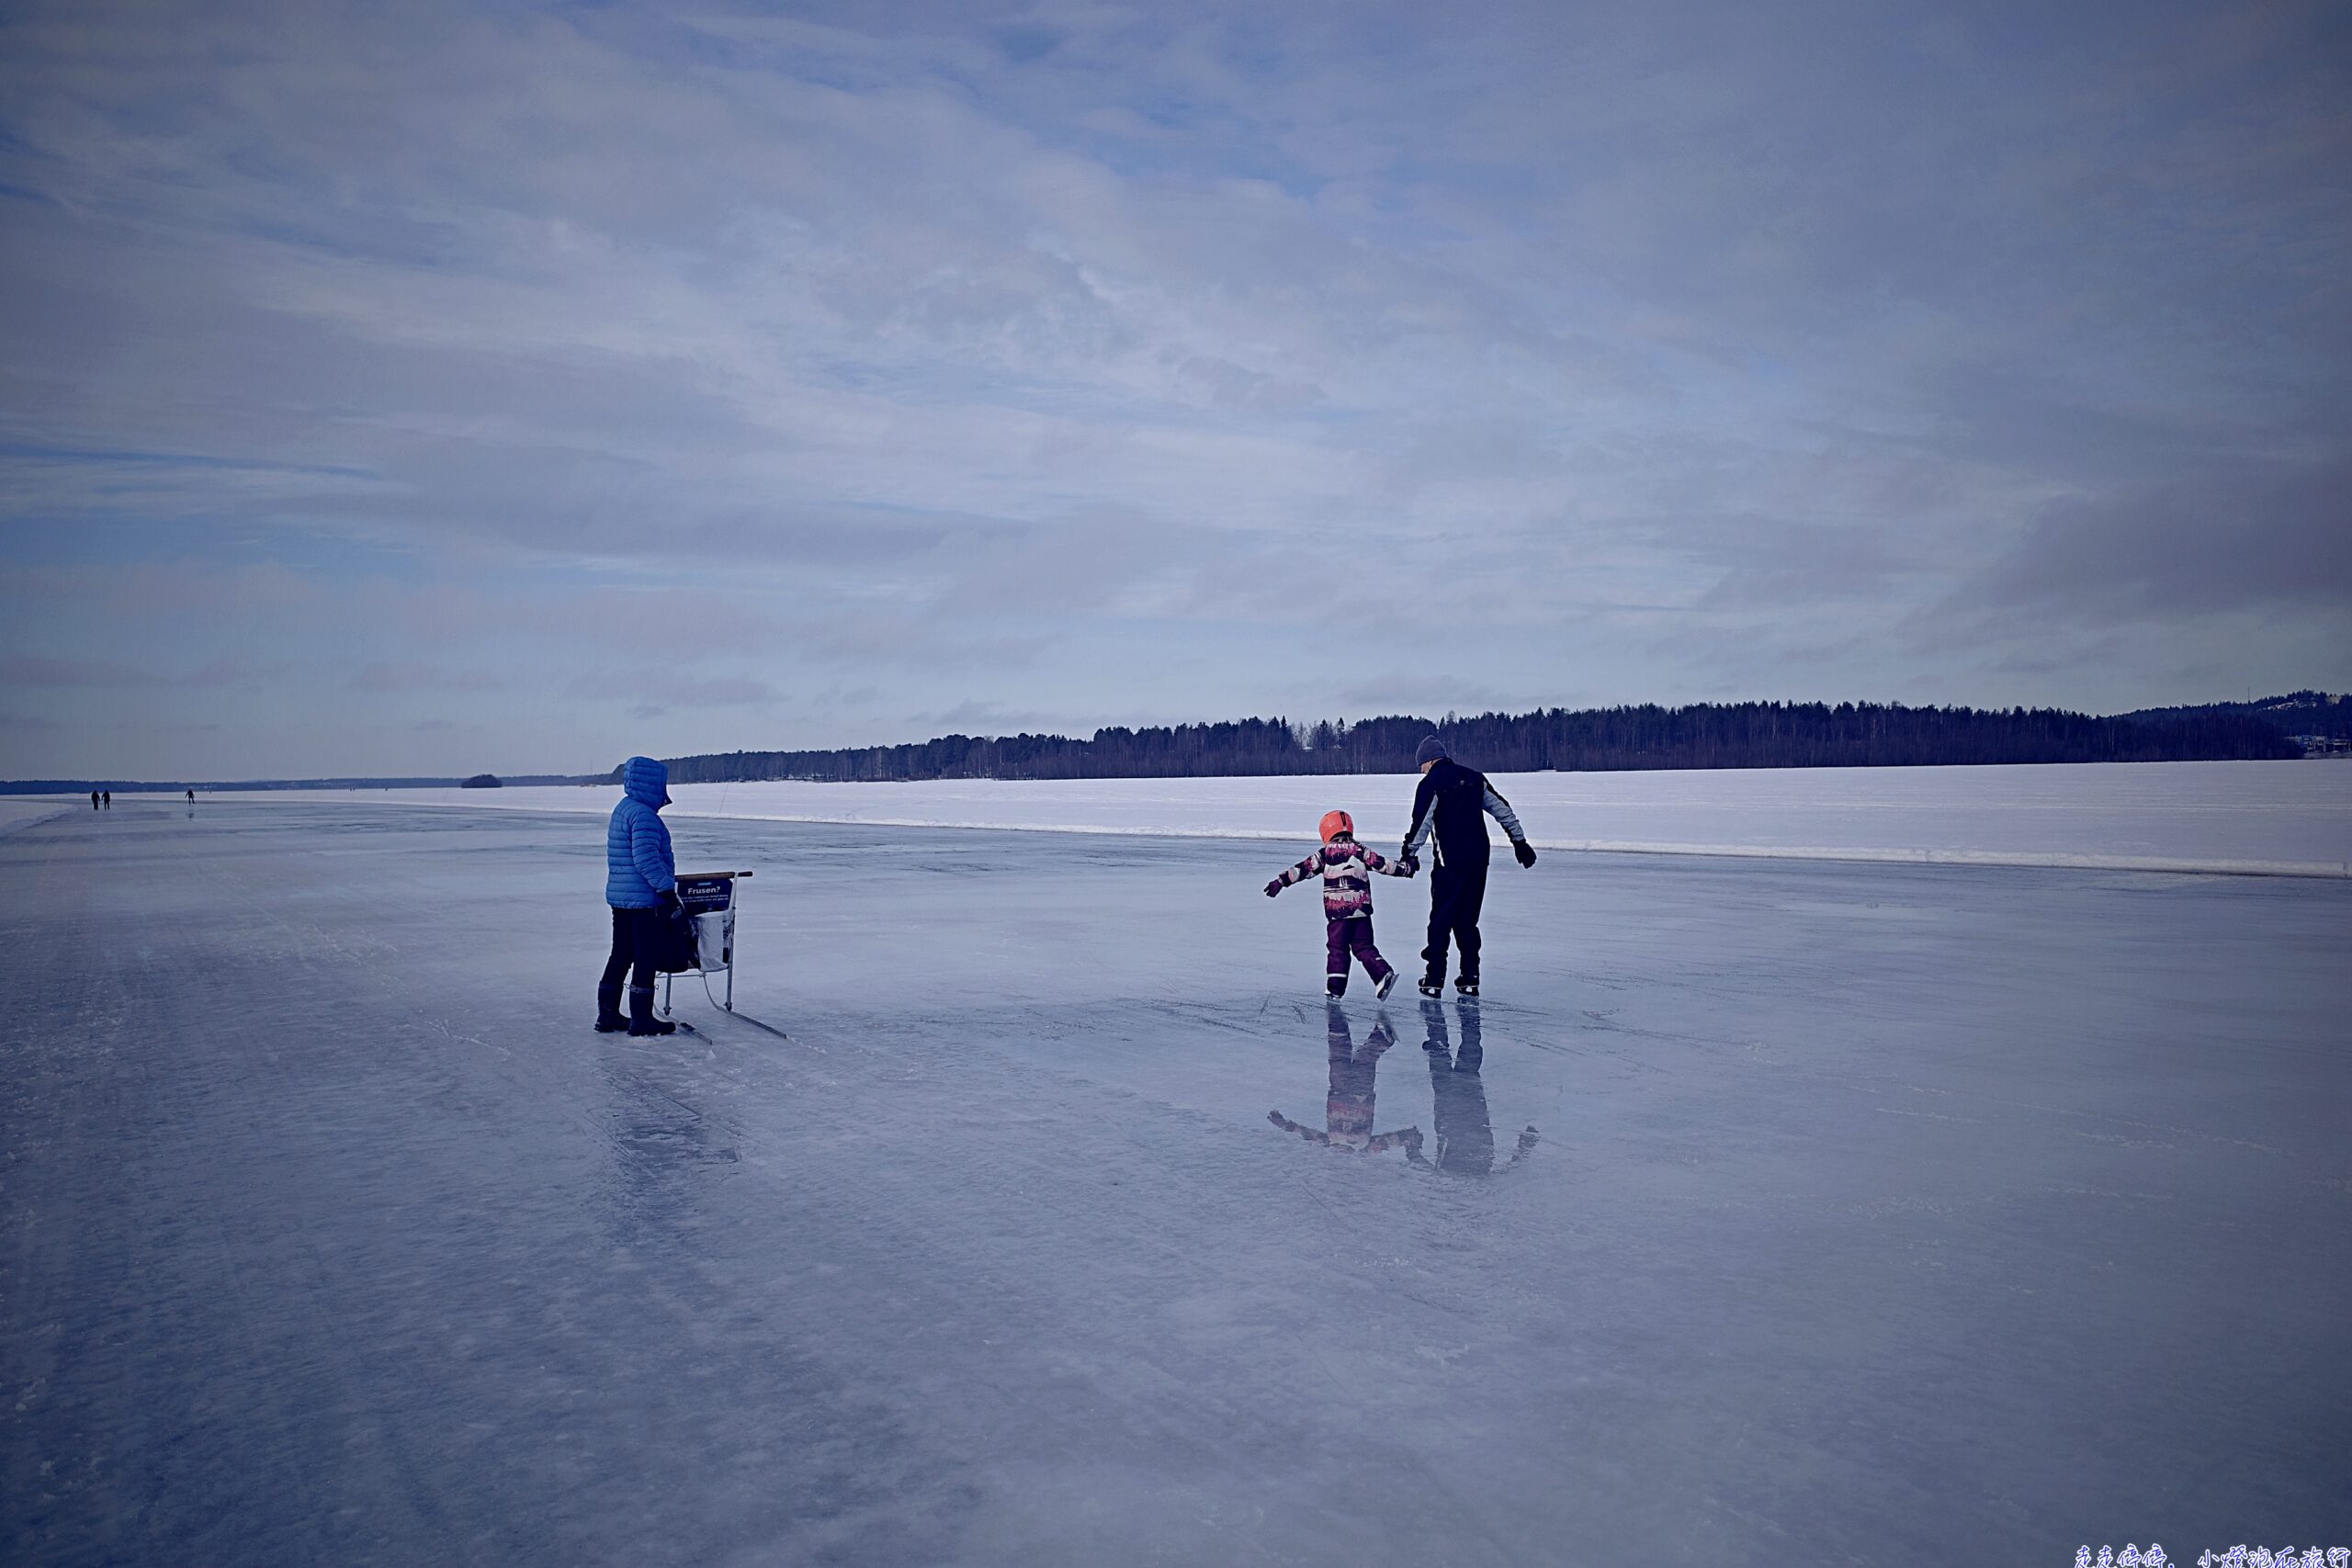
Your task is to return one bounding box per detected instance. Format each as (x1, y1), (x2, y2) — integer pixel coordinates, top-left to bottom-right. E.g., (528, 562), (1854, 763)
(109, 757), (2352, 878)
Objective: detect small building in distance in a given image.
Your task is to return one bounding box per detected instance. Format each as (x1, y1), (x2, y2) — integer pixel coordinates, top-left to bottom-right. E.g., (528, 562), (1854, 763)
(460, 773), (503, 788)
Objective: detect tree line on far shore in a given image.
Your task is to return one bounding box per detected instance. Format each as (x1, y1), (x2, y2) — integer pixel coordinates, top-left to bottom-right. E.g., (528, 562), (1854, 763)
(653, 701), (2301, 785)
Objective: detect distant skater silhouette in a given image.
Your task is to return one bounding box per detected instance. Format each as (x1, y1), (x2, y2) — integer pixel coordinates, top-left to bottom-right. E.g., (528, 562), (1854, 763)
(101, 791), (110, 808)
(90, 791), (99, 810)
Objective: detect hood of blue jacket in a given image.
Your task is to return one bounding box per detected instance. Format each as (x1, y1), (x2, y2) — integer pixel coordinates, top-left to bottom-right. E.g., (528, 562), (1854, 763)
(622, 755), (670, 808)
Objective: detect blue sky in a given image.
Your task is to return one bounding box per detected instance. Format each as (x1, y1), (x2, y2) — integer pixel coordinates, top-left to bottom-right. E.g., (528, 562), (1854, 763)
(2, 0), (2346, 778)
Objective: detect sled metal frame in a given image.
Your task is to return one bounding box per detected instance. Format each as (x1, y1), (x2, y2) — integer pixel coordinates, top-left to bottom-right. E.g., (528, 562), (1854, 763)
(659, 869), (752, 1019)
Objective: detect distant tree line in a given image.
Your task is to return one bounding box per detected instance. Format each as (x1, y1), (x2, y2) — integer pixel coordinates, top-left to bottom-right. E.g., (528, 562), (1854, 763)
(2120, 690), (2349, 750)
(654, 701), (2300, 784)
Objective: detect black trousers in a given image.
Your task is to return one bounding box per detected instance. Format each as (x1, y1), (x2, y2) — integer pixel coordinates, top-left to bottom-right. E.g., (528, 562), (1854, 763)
(600, 906), (668, 990)
(1422, 858), (1488, 984)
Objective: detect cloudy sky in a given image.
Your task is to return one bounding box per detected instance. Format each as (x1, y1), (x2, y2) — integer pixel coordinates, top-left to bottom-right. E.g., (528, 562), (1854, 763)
(2, 0), (2345, 778)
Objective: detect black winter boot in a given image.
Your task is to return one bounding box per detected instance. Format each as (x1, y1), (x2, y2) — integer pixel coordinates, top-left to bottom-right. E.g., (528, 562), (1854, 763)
(628, 986), (676, 1036)
(594, 983), (626, 1032)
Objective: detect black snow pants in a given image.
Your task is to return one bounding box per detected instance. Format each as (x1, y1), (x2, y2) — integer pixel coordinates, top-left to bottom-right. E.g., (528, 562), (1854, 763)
(1422, 858), (1488, 986)
(600, 907), (669, 991)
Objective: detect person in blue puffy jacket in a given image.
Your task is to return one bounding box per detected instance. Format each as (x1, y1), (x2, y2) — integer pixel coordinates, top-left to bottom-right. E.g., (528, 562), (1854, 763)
(597, 755), (680, 1035)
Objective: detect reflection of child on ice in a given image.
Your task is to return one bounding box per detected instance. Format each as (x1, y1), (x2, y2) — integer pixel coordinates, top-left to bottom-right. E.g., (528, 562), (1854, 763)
(1268, 1005), (1423, 1158)
(1265, 810), (1416, 998)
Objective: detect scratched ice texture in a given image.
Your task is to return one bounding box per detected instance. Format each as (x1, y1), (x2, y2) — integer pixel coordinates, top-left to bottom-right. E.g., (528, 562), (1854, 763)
(3, 797), (2346, 1566)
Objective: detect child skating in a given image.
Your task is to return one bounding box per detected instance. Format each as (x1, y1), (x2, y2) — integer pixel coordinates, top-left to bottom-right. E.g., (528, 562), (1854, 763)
(1264, 809), (1417, 998)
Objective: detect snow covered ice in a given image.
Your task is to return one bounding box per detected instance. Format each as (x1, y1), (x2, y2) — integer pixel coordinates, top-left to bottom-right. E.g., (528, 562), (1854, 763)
(240, 756), (2352, 876)
(3, 793), (2348, 1565)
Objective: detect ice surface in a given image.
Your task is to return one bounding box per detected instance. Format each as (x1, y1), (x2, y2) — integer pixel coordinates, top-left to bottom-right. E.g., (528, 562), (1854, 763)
(3, 797), (2347, 1565)
(209, 757), (2352, 875)
(0, 799), (75, 837)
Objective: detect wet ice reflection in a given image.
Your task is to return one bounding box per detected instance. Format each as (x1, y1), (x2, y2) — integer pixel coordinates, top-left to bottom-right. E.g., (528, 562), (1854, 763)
(1412, 998), (1539, 1178)
(1264, 998), (1544, 1174)
(1267, 1002), (1424, 1157)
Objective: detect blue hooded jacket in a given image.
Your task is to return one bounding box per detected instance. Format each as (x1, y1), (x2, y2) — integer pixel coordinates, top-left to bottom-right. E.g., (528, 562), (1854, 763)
(605, 756), (676, 908)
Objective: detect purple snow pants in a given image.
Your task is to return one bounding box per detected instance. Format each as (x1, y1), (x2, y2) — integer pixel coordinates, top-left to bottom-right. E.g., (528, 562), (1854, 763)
(1326, 915), (1394, 995)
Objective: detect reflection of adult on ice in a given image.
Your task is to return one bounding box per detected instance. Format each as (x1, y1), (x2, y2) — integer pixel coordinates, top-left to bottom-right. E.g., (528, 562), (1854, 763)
(597, 756), (680, 1037)
(1401, 736), (1536, 998)
(1268, 1004), (1423, 1158)
(1417, 998), (1537, 1177)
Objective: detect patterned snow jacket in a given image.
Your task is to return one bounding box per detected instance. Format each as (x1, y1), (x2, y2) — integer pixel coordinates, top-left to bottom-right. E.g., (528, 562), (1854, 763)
(1272, 836), (1413, 919)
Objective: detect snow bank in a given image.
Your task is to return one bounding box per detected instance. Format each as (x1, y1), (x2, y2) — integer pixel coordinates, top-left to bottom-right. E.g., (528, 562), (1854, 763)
(216, 758), (2352, 877)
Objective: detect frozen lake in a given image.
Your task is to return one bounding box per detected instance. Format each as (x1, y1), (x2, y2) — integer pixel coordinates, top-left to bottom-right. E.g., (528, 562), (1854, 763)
(219, 756), (2352, 876)
(3, 797), (2347, 1565)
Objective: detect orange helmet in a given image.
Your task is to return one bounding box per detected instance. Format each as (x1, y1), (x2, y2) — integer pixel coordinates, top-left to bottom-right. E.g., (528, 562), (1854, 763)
(1318, 809), (1353, 843)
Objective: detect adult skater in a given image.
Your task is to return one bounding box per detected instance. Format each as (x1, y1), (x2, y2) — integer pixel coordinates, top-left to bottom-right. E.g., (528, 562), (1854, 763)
(186, 788), (195, 804)
(1399, 735), (1535, 998)
(598, 755), (680, 1036)
(90, 790), (98, 810)
(101, 790), (110, 808)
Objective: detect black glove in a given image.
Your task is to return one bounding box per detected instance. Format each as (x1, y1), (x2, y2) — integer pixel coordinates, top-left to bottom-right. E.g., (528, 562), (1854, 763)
(1263, 879), (1283, 898)
(1513, 840), (1538, 868)
(1400, 854), (1419, 875)
(656, 889), (682, 911)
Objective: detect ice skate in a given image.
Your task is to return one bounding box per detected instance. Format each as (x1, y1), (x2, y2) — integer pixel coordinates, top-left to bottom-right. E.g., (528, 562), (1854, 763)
(1374, 971), (1397, 1000)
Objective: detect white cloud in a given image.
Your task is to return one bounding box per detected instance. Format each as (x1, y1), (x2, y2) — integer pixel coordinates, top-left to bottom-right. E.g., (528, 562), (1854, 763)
(0, 0), (2345, 774)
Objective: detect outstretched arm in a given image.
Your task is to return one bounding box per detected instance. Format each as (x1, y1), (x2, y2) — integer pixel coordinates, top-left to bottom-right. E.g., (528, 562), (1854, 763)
(1363, 846), (1413, 878)
(1265, 848), (1325, 897)
(1481, 783), (1526, 843)
(1484, 783), (1537, 866)
(1268, 1110), (1332, 1145)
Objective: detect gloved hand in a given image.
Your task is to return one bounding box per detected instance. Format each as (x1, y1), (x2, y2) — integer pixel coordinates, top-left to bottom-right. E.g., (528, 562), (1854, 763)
(1513, 840), (1538, 868)
(656, 889), (682, 911)
(1263, 879), (1283, 898)
(1399, 854), (1419, 875)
